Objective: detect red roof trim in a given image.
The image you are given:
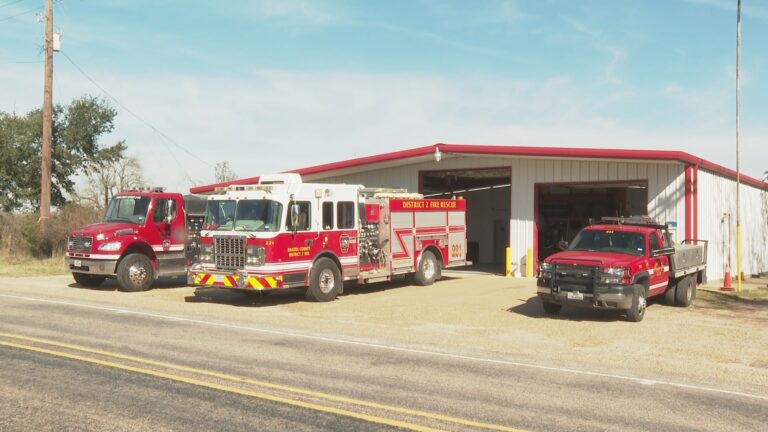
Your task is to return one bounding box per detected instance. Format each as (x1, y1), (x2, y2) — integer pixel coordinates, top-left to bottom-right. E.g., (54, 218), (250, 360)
(190, 143), (767, 193)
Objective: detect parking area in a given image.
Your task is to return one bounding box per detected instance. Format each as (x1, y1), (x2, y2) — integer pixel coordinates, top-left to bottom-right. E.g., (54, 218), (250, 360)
(2, 272), (767, 394)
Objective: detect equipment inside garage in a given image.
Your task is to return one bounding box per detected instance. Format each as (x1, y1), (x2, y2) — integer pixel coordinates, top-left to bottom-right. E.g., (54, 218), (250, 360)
(536, 182), (647, 261)
(420, 168), (511, 272)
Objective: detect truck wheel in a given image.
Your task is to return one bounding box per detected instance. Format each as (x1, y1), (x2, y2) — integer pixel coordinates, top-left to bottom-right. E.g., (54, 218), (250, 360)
(306, 257), (341, 302)
(663, 280), (677, 306)
(675, 274), (696, 307)
(541, 300), (562, 316)
(116, 253), (154, 292)
(626, 284), (646, 322)
(414, 251), (440, 286)
(72, 273), (106, 287)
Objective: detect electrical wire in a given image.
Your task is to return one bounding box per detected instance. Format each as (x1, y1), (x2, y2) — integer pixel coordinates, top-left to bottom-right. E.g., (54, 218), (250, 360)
(0, 0), (30, 10)
(60, 51), (215, 174)
(0, 3), (41, 22)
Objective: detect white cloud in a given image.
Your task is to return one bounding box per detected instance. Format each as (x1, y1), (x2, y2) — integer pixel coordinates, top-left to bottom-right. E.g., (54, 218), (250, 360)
(2, 64), (765, 193)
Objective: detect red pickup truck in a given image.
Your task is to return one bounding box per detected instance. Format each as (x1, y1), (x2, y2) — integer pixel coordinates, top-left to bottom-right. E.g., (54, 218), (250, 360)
(537, 216), (707, 322)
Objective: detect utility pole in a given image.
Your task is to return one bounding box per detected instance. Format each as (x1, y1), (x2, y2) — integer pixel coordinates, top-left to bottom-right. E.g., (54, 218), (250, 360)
(735, 0), (742, 292)
(39, 0), (53, 235)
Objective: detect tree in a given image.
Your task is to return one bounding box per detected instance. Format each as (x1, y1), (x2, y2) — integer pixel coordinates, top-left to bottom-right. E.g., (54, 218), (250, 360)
(214, 161), (238, 183)
(0, 96), (124, 211)
(76, 149), (146, 212)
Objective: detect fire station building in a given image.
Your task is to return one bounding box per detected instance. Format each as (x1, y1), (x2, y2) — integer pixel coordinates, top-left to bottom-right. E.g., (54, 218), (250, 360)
(192, 144), (768, 281)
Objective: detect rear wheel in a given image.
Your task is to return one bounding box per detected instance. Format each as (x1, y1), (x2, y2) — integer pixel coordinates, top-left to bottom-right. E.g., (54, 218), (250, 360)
(663, 280), (677, 305)
(414, 251), (440, 286)
(541, 300), (562, 316)
(72, 273), (106, 287)
(626, 284), (647, 322)
(675, 274), (696, 307)
(116, 253), (154, 292)
(306, 257), (341, 302)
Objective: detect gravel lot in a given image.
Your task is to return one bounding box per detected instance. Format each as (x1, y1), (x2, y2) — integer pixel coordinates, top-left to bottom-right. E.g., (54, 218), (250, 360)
(3, 272), (767, 396)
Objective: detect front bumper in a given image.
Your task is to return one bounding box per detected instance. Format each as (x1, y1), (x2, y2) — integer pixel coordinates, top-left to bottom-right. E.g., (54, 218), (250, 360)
(536, 278), (634, 310)
(67, 257), (118, 276)
(189, 270), (283, 290)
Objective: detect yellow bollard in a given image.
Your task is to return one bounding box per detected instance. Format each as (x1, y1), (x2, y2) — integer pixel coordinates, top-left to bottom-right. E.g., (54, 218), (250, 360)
(526, 248), (533, 278)
(505, 247), (511, 277)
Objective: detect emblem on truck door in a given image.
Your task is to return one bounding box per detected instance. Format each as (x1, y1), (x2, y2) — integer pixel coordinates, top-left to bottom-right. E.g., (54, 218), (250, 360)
(340, 235), (350, 253)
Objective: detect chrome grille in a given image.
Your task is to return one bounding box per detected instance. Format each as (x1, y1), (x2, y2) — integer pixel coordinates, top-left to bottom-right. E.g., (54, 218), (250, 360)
(214, 236), (246, 270)
(68, 236), (93, 252)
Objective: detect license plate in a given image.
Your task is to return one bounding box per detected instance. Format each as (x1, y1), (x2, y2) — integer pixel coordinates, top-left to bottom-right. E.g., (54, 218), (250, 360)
(567, 291), (584, 300)
(74, 259), (82, 267)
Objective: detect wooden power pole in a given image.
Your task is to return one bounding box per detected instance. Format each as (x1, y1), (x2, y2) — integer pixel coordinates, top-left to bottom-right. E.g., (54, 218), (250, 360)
(40, 0), (53, 234)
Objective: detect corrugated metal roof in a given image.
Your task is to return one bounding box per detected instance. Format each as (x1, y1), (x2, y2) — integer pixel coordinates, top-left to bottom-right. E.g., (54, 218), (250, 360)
(190, 144), (768, 193)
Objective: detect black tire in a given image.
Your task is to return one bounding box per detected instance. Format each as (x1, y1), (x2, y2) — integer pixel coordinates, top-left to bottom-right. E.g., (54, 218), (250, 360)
(116, 253), (154, 292)
(306, 257), (341, 302)
(414, 250), (440, 286)
(542, 300), (562, 316)
(663, 280), (677, 306)
(72, 272), (106, 287)
(675, 274), (696, 307)
(626, 284), (647, 322)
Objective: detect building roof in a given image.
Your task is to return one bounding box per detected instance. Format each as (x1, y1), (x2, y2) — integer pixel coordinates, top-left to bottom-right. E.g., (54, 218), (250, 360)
(190, 143), (768, 193)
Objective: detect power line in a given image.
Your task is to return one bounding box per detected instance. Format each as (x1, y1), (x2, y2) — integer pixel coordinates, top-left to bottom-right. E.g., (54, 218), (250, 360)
(0, 3), (41, 22)
(0, 0), (30, 10)
(59, 51), (215, 172)
(0, 60), (43, 64)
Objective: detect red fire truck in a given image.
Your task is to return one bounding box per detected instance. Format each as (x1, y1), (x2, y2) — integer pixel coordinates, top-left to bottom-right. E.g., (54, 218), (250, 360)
(66, 189), (206, 291)
(189, 174), (468, 301)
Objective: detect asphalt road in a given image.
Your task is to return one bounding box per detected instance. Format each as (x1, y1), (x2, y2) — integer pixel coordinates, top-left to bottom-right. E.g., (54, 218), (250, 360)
(1, 277), (766, 431)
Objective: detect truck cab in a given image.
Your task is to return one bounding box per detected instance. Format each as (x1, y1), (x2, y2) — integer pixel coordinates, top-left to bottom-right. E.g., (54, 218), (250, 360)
(66, 189), (205, 291)
(536, 216), (706, 322)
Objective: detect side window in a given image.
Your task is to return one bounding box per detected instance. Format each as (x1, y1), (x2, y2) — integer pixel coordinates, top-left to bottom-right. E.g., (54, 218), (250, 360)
(322, 202), (334, 230)
(649, 233), (660, 252)
(153, 198), (175, 223)
(287, 201), (311, 231)
(337, 201), (355, 229)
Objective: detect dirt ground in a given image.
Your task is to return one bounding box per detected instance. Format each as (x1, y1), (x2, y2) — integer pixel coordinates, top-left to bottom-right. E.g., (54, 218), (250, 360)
(3, 272), (767, 396)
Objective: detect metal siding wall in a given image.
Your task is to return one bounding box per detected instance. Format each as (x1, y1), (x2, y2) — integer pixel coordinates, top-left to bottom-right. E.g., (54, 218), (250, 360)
(310, 156), (692, 277)
(697, 169), (768, 281)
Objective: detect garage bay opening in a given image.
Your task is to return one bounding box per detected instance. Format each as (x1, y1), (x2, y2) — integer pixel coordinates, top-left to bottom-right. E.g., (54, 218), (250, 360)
(536, 181), (647, 261)
(420, 168), (511, 273)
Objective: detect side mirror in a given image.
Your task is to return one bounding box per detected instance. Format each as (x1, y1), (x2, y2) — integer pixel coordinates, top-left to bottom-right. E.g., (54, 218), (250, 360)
(165, 201), (175, 224)
(557, 240), (569, 251)
(290, 203), (300, 230)
(651, 247), (675, 257)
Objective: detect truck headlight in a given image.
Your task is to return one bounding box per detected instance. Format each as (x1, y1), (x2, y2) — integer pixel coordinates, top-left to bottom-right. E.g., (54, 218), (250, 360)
(97, 241), (121, 252)
(247, 246), (266, 266)
(602, 267), (631, 284)
(538, 262), (554, 277)
(200, 244), (213, 264)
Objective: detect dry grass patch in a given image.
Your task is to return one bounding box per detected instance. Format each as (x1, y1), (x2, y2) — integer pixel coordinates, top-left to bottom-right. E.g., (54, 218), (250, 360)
(0, 255), (69, 277)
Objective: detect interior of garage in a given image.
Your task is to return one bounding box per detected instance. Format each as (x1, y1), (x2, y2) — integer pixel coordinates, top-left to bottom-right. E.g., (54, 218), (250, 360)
(420, 168), (511, 272)
(536, 181), (647, 261)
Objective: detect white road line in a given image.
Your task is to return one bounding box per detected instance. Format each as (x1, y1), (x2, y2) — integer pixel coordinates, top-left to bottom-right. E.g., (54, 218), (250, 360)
(2, 293), (766, 402)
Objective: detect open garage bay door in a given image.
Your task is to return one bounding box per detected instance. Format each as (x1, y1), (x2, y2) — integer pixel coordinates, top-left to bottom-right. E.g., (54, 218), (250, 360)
(537, 181), (647, 261)
(421, 168), (511, 273)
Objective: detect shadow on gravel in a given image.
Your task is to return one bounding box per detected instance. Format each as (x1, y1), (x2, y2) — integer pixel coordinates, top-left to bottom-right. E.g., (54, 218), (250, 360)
(186, 276), (460, 306)
(68, 277), (189, 292)
(507, 295), (664, 322)
(695, 290), (768, 322)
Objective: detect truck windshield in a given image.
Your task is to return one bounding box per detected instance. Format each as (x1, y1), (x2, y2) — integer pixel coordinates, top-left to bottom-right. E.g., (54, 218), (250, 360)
(203, 200), (236, 231)
(234, 200), (283, 232)
(104, 196), (151, 225)
(569, 229), (645, 256)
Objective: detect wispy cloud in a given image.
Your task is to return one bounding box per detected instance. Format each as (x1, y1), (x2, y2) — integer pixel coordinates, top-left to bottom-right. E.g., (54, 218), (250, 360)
(684, 0), (768, 19)
(245, 0), (339, 25)
(563, 16), (627, 84)
(375, 23), (508, 58)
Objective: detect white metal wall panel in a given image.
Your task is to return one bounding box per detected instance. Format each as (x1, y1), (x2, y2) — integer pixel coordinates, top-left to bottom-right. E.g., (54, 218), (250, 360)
(697, 170), (768, 280)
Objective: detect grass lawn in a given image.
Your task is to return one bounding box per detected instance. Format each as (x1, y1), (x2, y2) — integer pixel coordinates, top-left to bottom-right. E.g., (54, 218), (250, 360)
(0, 255), (69, 277)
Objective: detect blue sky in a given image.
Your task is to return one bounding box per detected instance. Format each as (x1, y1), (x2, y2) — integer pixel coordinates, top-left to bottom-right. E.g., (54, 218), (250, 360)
(1, 0), (766, 191)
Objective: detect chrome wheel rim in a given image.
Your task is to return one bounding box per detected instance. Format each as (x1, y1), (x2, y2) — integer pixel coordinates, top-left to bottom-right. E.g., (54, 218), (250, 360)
(128, 262), (149, 286)
(319, 268), (335, 294)
(422, 257), (435, 280)
(637, 293), (646, 316)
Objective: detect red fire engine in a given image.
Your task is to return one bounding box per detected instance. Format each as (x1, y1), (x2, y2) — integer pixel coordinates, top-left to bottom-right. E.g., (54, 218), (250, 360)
(189, 174), (468, 301)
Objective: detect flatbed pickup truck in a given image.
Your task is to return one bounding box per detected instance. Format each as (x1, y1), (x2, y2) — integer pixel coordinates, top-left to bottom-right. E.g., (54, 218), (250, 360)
(537, 216), (707, 322)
